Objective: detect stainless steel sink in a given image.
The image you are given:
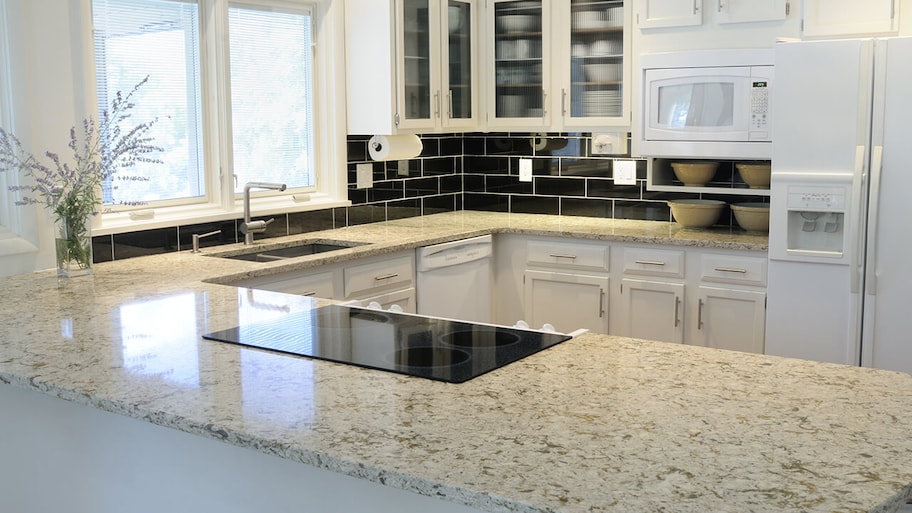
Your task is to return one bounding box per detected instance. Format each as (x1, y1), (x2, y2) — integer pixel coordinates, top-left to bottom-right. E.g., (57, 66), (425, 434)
(212, 240), (369, 262)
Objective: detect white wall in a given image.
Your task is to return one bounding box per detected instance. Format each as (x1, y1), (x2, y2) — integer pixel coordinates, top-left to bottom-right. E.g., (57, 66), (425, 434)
(0, 0), (89, 276)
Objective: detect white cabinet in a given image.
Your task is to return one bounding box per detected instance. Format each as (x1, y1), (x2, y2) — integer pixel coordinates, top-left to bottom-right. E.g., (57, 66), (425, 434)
(345, 0), (478, 134)
(230, 269), (339, 298)
(617, 278), (684, 343)
(522, 238), (610, 334)
(802, 0), (898, 37)
(227, 252), (416, 313)
(686, 250), (767, 354)
(613, 246), (686, 343)
(487, 0), (630, 130)
(692, 286), (765, 354)
(716, 0), (787, 24)
(611, 244), (767, 354)
(637, 0), (701, 28)
(637, 0), (787, 28)
(524, 270), (609, 334)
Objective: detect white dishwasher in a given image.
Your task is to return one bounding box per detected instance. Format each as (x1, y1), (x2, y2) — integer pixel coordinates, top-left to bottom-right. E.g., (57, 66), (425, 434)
(416, 235), (493, 324)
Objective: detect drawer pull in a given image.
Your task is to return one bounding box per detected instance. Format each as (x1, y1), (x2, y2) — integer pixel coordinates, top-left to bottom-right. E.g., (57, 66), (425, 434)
(550, 253), (577, 260)
(713, 267), (747, 274)
(698, 299), (705, 329)
(374, 273), (399, 281)
(635, 260), (666, 266)
(301, 291), (317, 297)
(674, 296), (681, 327)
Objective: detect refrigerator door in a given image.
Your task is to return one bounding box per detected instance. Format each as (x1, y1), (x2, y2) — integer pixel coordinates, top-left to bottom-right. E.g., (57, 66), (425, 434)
(765, 38), (873, 365)
(860, 37), (912, 374)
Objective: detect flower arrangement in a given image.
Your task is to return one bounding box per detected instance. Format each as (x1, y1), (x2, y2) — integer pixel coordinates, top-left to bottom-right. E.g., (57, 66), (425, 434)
(0, 77), (162, 276)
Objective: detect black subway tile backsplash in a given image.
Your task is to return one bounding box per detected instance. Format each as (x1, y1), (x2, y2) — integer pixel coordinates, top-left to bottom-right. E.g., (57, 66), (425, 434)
(94, 132), (757, 264)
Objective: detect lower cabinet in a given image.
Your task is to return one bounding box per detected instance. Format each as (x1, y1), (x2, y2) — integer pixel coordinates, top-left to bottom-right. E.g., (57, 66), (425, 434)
(691, 286), (766, 354)
(616, 278), (684, 343)
(523, 270), (609, 334)
(229, 251), (416, 313)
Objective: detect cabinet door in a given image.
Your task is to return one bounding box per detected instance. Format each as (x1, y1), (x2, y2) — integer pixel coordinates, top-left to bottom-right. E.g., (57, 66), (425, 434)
(802, 0), (898, 36)
(524, 270), (608, 334)
(232, 270), (337, 298)
(617, 278), (684, 343)
(397, 0), (440, 130)
(637, 0), (701, 28)
(488, 0), (551, 127)
(442, 0), (477, 128)
(694, 286), (765, 354)
(559, 0), (629, 127)
(716, 0), (786, 24)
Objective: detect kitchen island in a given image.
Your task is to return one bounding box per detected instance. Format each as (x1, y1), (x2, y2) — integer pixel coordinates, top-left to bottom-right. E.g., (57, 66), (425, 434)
(1, 212), (910, 513)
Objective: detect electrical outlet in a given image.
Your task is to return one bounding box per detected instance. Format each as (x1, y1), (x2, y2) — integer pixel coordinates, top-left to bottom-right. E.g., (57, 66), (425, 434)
(519, 158), (533, 182)
(397, 160), (410, 176)
(356, 163), (373, 189)
(614, 160), (637, 185)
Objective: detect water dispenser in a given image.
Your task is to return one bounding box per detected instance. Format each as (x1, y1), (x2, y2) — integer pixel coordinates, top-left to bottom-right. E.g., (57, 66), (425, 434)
(769, 172), (856, 264)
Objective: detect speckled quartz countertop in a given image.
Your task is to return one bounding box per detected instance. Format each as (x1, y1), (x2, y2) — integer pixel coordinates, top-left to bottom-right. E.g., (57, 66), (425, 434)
(1, 212), (911, 513)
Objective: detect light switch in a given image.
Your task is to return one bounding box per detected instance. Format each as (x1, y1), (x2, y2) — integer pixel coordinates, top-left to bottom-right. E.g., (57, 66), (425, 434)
(356, 163), (373, 189)
(614, 161), (637, 186)
(519, 158), (533, 182)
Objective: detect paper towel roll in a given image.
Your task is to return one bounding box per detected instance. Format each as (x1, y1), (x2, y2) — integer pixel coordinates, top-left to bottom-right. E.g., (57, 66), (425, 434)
(368, 134), (423, 161)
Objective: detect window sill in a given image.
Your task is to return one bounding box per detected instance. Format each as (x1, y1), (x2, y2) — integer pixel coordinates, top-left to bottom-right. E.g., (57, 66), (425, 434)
(91, 194), (351, 236)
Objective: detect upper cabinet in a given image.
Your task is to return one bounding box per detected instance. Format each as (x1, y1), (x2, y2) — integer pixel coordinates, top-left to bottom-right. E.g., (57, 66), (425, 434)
(636, 0), (787, 29)
(346, 0), (479, 134)
(486, 0), (631, 131)
(802, 0), (899, 37)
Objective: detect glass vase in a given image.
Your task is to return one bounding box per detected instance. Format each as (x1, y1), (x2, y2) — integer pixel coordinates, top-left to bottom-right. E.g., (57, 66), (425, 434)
(55, 213), (93, 279)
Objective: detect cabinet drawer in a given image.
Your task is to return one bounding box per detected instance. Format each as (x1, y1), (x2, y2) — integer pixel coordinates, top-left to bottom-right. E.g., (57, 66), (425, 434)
(622, 247), (684, 278)
(343, 254), (415, 299)
(700, 254), (767, 286)
(526, 240), (609, 272)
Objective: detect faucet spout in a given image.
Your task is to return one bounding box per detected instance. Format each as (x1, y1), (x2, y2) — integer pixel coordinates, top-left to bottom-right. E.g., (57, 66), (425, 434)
(241, 181), (287, 245)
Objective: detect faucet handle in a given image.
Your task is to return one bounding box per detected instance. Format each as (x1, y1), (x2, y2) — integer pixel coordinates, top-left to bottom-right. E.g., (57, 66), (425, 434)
(240, 218), (274, 235)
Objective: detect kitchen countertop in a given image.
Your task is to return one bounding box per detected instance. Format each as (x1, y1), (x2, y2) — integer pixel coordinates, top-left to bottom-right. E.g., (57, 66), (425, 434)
(1, 211), (911, 513)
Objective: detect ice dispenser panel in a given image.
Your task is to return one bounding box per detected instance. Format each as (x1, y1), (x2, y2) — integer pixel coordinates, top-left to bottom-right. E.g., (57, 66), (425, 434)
(785, 185), (847, 257)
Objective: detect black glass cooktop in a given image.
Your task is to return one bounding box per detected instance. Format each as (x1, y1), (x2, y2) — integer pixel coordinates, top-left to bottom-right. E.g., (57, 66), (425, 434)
(203, 305), (571, 383)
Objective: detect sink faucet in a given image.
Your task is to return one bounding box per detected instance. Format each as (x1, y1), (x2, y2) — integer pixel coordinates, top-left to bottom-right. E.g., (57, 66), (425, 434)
(240, 181), (287, 245)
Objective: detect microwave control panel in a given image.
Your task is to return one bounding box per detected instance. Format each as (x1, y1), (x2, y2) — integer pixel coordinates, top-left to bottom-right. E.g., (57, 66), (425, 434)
(750, 81), (770, 134)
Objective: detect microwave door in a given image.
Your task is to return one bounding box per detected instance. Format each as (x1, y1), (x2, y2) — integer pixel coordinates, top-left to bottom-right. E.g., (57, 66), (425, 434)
(644, 66), (752, 142)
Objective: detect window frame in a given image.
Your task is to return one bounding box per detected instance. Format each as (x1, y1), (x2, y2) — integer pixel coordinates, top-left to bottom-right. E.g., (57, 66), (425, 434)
(85, 0), (349, 236)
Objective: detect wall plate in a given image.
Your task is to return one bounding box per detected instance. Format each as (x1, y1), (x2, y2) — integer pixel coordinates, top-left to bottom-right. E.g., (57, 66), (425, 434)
(614, 161), (637, 185)
(519, 159), (533, 182)
(356, 163), (373, 189)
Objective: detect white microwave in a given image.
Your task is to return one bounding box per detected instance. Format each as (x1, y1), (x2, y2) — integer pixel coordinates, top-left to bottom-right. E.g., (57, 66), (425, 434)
(637, 50), (774, 159)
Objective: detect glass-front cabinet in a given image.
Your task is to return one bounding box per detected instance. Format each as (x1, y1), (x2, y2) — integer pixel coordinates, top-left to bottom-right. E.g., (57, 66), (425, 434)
(488, 0), (549, 127)
(346, 0), (476, 134)
(397, 0), (477, 131)
(487, 0), (629, 130)
(561, 0), (629, 126)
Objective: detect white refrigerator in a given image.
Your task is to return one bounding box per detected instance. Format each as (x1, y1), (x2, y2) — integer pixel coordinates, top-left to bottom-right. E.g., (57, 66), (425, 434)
(765, 37), (912, 375)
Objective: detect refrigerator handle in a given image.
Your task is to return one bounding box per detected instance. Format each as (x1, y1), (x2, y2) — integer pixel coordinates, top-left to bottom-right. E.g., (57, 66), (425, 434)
(850, 146), (866, 294)
(864, 145), (884, 296)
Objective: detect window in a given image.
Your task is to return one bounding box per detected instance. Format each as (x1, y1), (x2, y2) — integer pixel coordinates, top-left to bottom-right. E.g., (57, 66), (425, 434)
(91, 0), (336, 221)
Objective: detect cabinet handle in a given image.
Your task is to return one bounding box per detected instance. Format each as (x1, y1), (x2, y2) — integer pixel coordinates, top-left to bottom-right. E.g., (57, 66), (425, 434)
(635, 260), (665, 266)
(301, 291), (317, 297)
(718, 0), (723, 12)
(374, 273), (399, 281)
(713, 267), (747, 274)
(561, 88), (568, 117)
(693, 0), (699, 14)
(434, 91), (440, 119)
(674, 296), (681, 327)
(447, 90), (453, 118)
(698, 298), (705, 329)
(600, 289), (606, 317)
(541, 89), (547, 117)
(550, 253), (577, 260)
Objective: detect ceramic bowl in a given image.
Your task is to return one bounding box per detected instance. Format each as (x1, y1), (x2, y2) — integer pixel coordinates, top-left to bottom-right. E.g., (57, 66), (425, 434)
(668, 199), (726, 228)
(735, 163), (771, 189)
(498, 14), (536, 32)
(582, 63), (619, 82)
(731, 203), (770, 232)
(670, 161), (719, 187)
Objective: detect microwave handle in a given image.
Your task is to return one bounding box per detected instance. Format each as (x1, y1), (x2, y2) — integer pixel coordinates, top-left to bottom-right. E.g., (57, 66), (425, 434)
(694, 0), (700, 14)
